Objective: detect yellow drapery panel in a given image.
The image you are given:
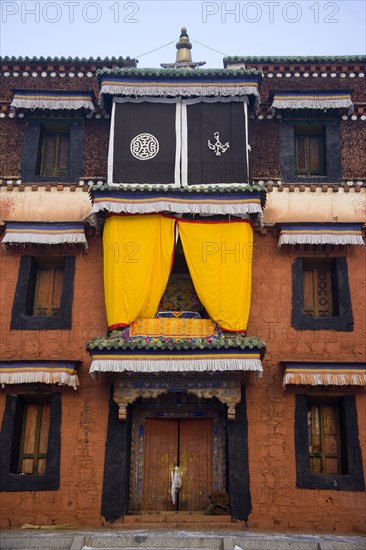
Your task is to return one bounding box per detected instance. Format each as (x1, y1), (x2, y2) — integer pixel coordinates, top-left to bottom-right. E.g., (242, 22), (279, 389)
(103, 215), (175, 329)
(177, 219), (253, 332)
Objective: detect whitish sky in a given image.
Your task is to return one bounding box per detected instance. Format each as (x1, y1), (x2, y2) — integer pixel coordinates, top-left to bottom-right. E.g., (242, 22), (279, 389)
(1, 1), (365, 68)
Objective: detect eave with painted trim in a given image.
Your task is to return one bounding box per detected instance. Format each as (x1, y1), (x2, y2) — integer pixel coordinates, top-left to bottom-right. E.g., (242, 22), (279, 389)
(0, 361), (80, 389)
(282, 362), (366, 387)
(87, 333), (266, 378)
(98, 67), (262, 112)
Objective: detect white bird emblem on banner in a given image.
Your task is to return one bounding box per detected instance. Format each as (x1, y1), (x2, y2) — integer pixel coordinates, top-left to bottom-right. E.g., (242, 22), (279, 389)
(208, 131), (230, 156)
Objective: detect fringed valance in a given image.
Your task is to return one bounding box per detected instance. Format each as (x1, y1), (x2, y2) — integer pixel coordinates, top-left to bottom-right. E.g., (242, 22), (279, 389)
(283, 363), (366, 387)
(278, 223), (364, 246)
(100, 76), (259, 100)
(0, 361), (79, 389)
(11, 90), (95, 111)
(92, 190), (263, 216)
(89, 348), (263, 378)
(2, 222), (87, 249)
(271, 91), (354, 113)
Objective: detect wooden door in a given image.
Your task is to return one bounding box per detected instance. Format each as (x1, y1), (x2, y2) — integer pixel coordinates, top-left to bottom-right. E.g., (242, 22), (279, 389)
(142, 419), (178, 511)
(179, 418), (212, 511)
(142, 418), (213, 512)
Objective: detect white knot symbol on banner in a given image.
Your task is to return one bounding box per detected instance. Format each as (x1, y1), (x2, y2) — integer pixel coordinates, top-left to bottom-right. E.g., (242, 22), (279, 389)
(208, 131), (230, 156)
(130, 133), (159, 160)
(171, 466), (183, 506)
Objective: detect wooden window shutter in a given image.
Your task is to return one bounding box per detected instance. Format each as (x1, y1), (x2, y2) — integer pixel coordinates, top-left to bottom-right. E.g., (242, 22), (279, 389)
(57, 133), (69, 176)
(308, 400), (341, 475)
(309, 134), (322, 175)
(303, 267), (315, 317)
(41, 133), (57, 176)
(40, 130), (70, 177)
(316, 265), (333, 317)
(19, 400), (51, 475)
(295, 127), (324, 177)
(303, 261), (333, 318)
(33, 263), (64, 317)
(295, 135), (307, 174)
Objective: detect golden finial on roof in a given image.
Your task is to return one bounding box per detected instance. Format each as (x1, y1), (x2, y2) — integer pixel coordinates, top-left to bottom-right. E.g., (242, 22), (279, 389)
(160, 27), (205, 69)
(176, 27), (192, 63)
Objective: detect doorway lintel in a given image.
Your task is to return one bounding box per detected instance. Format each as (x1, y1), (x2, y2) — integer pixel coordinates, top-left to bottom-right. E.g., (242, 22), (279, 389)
(113, 373), (243, 421)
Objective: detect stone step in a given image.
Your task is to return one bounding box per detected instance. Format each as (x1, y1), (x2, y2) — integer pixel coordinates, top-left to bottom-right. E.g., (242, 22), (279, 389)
(123, 514), (235, 524)
(111, 523), (242, 530)
(0, 535), (73, 549)
(118, 514), (243, 530)
(1, 531), (366, 550)
(87, 534), (222, 549)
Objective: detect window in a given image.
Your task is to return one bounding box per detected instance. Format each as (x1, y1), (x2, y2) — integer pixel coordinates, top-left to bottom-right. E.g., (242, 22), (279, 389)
(295, 395), (364, 491)
(21, 119), (84, 183)
(307, 399), (343, 475)
(292, 257), (353, 331)
(302, 259), (338, 318)
(0, 393), (61, 491)
(11, 256), (75, 330)
(295, 125), (325, 177)
(12, 398), (51, 475)
(38, 127), (70, 177)
(30, 259), (64, 317)
(279, 118), (341, 182)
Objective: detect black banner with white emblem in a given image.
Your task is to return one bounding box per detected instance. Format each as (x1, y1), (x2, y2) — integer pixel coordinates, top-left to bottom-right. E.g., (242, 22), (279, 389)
(187, 102), (247, 185)
(113, 102), (177, 184)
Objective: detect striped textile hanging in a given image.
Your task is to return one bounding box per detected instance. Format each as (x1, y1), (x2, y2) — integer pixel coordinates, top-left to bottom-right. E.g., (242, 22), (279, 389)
(2, 222), (87, 249)
(0, 361), (79, 389)
(92, 190), (263, 216)
(271, 91), (353, 113)
(283, 362), (366, 387)
(11, 90), (95, 111)
(278, 223), (364, 246)
(89, 348), (263, 378)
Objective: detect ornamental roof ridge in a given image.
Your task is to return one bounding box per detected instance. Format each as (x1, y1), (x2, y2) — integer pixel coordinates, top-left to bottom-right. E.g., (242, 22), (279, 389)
(97, 67), (262, 80)
(223, 55), (366, 65)
(88, 182), (267, 194)
(86, 333), (266, 353)
(1, 55), (136, 67)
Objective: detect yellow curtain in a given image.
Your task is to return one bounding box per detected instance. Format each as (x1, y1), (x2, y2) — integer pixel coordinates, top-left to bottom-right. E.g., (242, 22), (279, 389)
(178, 219), (253, 332)
(103, 215), (175, 329)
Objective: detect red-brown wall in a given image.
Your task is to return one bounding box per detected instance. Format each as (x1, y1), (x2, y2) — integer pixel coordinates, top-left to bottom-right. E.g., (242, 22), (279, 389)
(0, 239), (111, 528)
(246, 232), (366, 533)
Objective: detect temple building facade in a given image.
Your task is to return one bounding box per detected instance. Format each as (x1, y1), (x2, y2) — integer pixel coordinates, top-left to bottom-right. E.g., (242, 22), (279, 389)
(0, 32), (365, 533)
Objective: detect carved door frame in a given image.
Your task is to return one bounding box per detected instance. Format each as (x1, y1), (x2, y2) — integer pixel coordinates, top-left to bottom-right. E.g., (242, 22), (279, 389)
(128, 396), (226, 513)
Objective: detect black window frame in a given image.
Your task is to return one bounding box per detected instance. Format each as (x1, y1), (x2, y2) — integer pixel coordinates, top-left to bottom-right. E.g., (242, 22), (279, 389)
(0, 393), (61, 492)
(11, 255), (75, 330)
(21, 118), (84, 183)
(280, 117), (342, 183)
(295, 394), (365, 491)
(292, 257), (353, 331)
